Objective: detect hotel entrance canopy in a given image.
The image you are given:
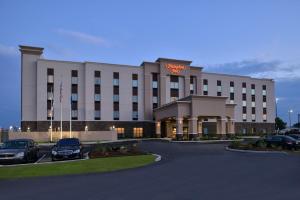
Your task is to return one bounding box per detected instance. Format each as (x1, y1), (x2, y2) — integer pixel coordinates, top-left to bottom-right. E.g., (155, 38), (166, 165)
(154, 95), (236, 139)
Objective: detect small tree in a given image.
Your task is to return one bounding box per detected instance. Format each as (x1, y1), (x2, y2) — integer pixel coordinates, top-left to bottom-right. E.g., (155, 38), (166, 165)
(293, 122), (300, 128)
(275, 117), (286, 130)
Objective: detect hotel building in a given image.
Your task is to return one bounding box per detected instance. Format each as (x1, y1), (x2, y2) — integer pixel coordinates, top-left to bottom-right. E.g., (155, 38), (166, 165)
(20, 45), (275, 139)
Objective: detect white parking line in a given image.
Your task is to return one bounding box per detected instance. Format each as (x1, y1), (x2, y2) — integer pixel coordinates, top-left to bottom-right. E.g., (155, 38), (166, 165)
(35, 154), (46, 164)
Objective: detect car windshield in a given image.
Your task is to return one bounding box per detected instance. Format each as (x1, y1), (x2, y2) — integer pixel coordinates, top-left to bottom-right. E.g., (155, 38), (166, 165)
(2, 141), (28, 149)
(57, 139), (80, 147)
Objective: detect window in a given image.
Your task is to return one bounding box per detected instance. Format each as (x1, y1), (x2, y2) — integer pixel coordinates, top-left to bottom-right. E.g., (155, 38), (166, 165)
(47, 68), (54, 75)
(242, 82), (246, 94)
(230, 87), (234, 93)
(132, 111), (138, 120)
(132, 74), (138, 87)
(132, 95), (138, 103)
(152, 96), (158, 103)
(95, 85), (100, 94)
(113, 79), (119, 86)
(72, 85), (78, 93)
(203, 79), (208, 94)
(47, 92), (54, 100)
(95, 77), (101, 85)
(263, 95), (267, 102)
(71, 70), (78, 84)
(115, 128), (124, 135)
(152, 81), (158, 88)
(263, 102), (267, 108)
(263, 108), (267, 114)
(242, 114), (247, 121)
(113, 95), (119, 102)
(132, 87), (138, 96)
(94, 110), (101, 120)
(94, 94), (101, 101)
(133, 128), (143, 138)
(113, 111), (119, 120)
(230, 93), (234, 101)
(71, 93), (78, 101)
(242, 101), (247, 107)
(252, 114), (256, 121)
(217, 80), (222, 96)
(243, 106), (247, 114)
(242, 93), (246, 101)
(48, 75), (54, 83)
(251, 95), (255, 102)
(230, 81), (234, 87)
(95, 71), (101, 77)
(252, 107), (256, 114)
(251, 102), (256, 107)
(113, 72), (119, 86)
(132, 80), (138, 87)
(170, 82), (179, 89)
(71, 110), (78, 120)
(263, 114), (267, 121)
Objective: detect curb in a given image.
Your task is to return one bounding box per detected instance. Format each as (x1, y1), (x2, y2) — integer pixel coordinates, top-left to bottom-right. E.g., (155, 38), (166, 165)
(152, 153), (162, 162)
(225, 147), (288, 155)
(171, 139), (243, 144)
(0, 152), (90, 168)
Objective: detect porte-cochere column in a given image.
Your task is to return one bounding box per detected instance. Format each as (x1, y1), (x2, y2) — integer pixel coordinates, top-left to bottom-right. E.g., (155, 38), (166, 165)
(176, 117), (183, 140)
(155, 121), (161, 138)
(217, 117), (227, 135)
(188, 117), (198, 140)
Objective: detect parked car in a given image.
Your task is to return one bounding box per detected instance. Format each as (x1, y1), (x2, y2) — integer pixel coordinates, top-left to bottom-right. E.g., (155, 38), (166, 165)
(0, 139), (39, 164)
(287, 134), (300, 141)
(51, 138), (83, 161)
(264, 135), (300, 150)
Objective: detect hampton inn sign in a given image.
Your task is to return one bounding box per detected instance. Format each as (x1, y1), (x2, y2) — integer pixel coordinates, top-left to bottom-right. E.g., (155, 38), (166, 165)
(165, 63), (187, 75)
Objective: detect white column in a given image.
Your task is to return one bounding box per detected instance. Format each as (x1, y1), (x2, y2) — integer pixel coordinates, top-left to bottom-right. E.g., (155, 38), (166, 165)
(228, 119), (235, 134)
(155, 121), (161, 138)
(176, 117), (184, 140)
(188, 117), (198, 140)
(217, 117), (227, 135)
(197, 119), (203, 135)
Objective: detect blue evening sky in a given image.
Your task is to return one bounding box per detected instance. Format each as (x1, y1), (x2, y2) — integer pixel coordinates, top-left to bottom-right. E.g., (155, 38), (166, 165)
(0, 0), (299, 128)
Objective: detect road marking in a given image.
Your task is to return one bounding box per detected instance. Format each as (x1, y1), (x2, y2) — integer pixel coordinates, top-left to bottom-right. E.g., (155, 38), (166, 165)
(35, 154), (46, 164)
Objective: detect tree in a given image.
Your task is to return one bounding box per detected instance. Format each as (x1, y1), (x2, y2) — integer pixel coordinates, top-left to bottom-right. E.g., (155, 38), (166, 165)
(293, 122), (300, 128)
(275, 117), (286, 130)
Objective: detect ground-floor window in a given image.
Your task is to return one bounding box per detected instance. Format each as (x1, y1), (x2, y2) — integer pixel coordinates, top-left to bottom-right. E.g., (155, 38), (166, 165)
(115, 128), (124, 135)
(133, 128), (143, 138)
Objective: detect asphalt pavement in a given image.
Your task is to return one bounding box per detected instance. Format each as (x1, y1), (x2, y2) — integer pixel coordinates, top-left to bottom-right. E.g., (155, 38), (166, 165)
(1, 141), (300, 200)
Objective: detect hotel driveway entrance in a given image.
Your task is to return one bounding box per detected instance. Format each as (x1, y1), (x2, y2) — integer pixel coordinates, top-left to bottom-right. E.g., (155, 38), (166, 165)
(154, 95), (236, 140)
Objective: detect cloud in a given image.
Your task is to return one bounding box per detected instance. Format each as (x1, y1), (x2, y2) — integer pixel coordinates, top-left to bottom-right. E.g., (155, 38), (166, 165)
(0, 44), (18, 56)
(205, 59), (300, 81)
(56, 29), (110, 47)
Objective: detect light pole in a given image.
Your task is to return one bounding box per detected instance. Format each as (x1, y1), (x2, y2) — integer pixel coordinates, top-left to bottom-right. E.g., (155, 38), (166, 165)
(275, 98), (279, 118)
(288, 109), (293, 128)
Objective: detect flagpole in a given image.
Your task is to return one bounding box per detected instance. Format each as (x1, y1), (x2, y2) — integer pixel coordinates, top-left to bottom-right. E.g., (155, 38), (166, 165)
(60, 80), (63, 139)
(70, 96), (72, 138)
(50, 88), (53, 142)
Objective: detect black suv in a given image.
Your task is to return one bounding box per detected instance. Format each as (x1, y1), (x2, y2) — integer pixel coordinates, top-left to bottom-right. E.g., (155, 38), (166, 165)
(51, 138), (83, 161)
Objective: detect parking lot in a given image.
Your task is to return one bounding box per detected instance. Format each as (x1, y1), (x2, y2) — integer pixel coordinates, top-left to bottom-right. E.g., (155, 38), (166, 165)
(1, 141), (300, 200)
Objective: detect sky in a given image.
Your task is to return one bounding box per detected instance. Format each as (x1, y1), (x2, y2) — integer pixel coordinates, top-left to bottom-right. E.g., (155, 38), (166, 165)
(0, 0), (300, 128)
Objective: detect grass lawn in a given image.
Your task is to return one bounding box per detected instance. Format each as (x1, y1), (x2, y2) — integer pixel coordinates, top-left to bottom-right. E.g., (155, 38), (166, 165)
(0, 155), (155, 180)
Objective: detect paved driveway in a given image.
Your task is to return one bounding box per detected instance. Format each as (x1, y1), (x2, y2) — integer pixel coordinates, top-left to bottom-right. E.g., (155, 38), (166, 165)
(1, 141), (300, 200)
